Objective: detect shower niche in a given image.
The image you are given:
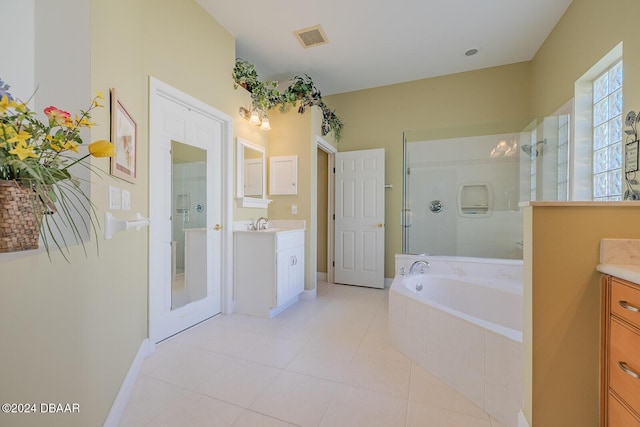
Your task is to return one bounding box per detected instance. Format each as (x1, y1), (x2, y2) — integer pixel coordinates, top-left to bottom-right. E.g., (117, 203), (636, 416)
(457, 183), (491, 217)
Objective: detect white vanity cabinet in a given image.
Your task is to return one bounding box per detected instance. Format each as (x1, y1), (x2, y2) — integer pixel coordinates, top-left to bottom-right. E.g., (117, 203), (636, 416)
(234, 229), (305, 318)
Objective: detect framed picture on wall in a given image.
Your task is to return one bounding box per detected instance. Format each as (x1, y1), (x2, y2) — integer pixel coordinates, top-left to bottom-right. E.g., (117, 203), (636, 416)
(110, 88), (137, 183)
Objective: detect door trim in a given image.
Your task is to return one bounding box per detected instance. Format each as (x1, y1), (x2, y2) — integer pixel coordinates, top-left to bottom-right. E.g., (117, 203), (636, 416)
(148, 77), (233, 344)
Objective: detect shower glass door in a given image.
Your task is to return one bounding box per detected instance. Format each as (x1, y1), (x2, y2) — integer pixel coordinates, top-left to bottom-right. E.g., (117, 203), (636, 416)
(402, 115), (570, 260)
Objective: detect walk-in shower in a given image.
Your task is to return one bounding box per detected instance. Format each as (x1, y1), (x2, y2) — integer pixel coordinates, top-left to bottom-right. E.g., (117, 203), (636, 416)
(402, 115), (570, 259)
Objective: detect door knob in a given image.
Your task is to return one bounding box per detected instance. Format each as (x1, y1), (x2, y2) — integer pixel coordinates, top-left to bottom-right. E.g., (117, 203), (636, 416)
(213, 224), (222, 231)
(377, 222), (384, 228)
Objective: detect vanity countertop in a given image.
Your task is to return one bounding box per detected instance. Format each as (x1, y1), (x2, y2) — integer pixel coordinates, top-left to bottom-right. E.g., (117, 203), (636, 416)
(597, 238), (640, 284)
(233, 219), (306, 235)
(596, 264), (640, 284)
(234, 227), (304, 235)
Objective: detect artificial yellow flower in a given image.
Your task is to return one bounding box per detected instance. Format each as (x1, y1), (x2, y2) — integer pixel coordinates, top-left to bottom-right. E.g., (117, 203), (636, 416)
(96, 91), (104, 99)
(7, 129), (32, 145)
(88, 140), (115, 157)
(62, 140), (79, 153)
(0, 95), (10, 114)
(9, 141), (38, 160)
(78, 117), (96, 128)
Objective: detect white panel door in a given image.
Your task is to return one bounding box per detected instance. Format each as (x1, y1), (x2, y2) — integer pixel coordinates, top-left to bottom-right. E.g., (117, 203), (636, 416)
(334, 149), (385, 288)
(149, 88), (223, 343)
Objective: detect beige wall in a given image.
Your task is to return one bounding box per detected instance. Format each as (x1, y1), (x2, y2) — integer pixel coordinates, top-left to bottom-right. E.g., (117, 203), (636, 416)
(0, 1), (238, 426)
(325, 62), (532, 277)
(267, 106), (330, 290)
(524, 0), (640, 425)
(524, 204), (640, 427)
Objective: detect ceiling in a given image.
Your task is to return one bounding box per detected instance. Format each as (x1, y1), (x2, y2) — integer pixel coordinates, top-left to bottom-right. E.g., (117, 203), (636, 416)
(196, 0), (573, 96)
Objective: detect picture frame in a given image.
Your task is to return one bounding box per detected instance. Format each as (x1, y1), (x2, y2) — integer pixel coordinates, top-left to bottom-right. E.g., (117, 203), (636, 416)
(625, 139), (639, 173)
(110, 88), (137, 183)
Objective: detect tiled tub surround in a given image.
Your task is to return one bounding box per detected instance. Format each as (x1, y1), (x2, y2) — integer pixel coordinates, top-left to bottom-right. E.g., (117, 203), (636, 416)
(389, 255), (524, 427)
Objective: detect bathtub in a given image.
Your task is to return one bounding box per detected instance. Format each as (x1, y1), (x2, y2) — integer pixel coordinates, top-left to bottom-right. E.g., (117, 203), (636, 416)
(389, 254), (523, 427)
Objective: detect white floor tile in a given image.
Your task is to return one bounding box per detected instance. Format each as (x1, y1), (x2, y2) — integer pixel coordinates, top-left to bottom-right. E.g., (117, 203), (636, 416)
(146, 392), (244, 427)
(119, 375), (189, 426)
(319, 383), (407, 427)
(195, 358), (282, 408)
(121, 282), (498, 427)
(232, 410), (298, 427)
(250, 370), (338, 426)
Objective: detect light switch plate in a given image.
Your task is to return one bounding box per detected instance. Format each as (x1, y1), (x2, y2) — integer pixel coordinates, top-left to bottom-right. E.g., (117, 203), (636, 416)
(121, 189), (131, 211)
(291, 204), (297, 215)
(109, 186), (121, 210)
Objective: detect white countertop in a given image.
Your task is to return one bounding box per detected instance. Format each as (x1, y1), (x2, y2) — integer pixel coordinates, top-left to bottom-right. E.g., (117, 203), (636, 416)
(597, 238), (640, 284)
(597, 264), (640, 285)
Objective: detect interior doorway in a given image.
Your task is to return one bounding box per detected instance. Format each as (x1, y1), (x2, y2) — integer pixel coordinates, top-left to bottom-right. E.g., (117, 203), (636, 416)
(148, 78), (233, 344)
(316, 136), (336, 285)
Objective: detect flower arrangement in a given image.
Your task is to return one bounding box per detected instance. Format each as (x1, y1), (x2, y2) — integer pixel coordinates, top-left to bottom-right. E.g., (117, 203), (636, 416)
(0, 78), (115, 258)
(624, 110), (640, 200)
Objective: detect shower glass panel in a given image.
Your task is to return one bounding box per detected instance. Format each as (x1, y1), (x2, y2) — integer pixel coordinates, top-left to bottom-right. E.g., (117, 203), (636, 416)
(403, 115), (570, 260)
(171, 141), (207, 310)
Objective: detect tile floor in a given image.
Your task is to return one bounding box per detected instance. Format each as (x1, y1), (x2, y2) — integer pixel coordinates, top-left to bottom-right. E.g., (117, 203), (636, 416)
(120, 281), (506, 427)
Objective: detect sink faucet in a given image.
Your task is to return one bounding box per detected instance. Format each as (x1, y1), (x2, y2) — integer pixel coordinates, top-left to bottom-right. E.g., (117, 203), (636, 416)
(409, 260), (429, 274)
(255, 217), (269, 230)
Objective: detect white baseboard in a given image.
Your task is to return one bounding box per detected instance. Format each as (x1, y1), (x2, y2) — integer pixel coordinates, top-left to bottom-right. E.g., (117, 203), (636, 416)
(103, 338), (154, 427)
(518, 410), (530, 427)
(301, 287), (317, 300)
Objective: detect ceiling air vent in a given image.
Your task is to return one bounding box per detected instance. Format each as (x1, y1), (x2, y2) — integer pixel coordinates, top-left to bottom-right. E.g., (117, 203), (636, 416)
(294, 25), (329, 49)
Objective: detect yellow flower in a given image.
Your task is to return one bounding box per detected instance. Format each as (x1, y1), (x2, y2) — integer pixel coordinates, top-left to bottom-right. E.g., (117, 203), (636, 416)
(96, 91), (104, 100)
(88, 140), (115, 157)
(78, 117), (96, 128)
(0, 95), (10, 114)
(62, 140), (79, 153)
(9, 141), (38, 160)
(7, 129), (31, 145)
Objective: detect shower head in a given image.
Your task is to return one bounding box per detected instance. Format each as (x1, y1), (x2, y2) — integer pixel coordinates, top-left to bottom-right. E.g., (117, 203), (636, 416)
(521, 139), (547, 157)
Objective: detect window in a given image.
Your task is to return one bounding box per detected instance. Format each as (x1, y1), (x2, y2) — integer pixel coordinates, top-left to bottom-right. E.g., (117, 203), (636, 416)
(592, 61), (623, 201)
(557, 114), (570, 201)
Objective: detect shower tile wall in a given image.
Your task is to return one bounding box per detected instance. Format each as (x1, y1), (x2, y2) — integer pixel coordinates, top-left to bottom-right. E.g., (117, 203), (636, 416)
(407, 134), (522, 259)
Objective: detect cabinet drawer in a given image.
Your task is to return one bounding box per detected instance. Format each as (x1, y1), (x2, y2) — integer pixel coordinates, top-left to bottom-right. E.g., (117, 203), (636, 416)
(611, 279), (640, 329)
(610, 319), (640, 414)
(609, 391), (640, 426)
(276, 231), (304, 249)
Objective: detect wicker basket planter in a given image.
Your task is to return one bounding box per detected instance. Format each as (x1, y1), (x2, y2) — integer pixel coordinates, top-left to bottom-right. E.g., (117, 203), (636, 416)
(0, 181), (44, 252)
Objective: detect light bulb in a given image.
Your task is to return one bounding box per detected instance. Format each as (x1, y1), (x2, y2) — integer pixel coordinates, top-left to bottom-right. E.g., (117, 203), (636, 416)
(260, 114), (271, 131)
(249, 108), (261, 125)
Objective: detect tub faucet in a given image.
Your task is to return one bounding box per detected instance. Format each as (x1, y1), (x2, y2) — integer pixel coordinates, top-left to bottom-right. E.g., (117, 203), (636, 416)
(409, 260), (429, 275)
(255, 217), (269, 230)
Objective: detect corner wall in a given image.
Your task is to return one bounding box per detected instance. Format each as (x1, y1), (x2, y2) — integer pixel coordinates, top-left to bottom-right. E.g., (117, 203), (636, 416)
(325, 62), (532, 277)
(0, 1), (238, 426)
(524, 204), (640, 427)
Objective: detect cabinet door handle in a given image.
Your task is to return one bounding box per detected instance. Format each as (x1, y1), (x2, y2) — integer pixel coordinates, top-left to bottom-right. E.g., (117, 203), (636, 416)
(619, 300), (640, 313)
(619, 361), (640, 379)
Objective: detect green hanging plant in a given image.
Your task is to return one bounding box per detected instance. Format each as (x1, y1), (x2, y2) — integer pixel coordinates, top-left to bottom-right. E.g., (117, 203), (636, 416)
(232, 58), (260, 92)
(232, 59), (344, 141)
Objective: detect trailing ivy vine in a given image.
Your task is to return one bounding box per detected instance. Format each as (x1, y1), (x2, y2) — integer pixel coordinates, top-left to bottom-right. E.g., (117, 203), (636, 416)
(233, 58), (343, 142)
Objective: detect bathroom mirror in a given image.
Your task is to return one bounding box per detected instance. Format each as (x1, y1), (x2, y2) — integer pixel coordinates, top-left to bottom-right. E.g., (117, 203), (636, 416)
(236, 138), (270, 208)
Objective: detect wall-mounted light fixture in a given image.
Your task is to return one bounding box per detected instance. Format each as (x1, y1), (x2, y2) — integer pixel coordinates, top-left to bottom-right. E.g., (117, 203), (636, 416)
(239, 106), (271, 131)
